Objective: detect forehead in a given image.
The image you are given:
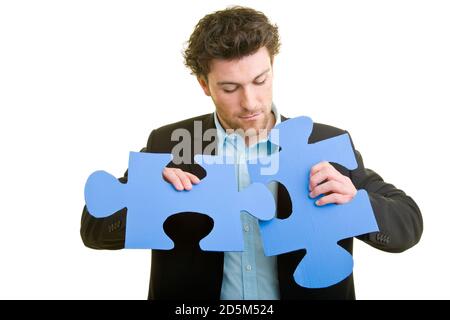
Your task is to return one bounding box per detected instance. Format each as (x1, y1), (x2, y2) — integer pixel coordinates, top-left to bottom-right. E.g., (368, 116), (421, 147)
(208, 47), (272, 82)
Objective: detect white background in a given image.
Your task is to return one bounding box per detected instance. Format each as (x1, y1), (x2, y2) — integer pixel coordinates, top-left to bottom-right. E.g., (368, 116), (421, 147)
(0, 0), (448, 299)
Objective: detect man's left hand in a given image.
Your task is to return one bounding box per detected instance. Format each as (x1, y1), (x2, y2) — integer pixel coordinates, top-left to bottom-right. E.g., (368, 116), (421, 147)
(309, 161), (357, 206)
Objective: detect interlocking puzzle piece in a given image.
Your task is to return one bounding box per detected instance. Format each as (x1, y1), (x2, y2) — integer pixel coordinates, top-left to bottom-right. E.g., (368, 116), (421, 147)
(248, 116), (379, 288)
(84, 152), (276, 251)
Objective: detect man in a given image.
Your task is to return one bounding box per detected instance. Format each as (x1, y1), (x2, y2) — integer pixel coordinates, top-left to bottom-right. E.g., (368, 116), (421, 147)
(80, 6), (423, 300)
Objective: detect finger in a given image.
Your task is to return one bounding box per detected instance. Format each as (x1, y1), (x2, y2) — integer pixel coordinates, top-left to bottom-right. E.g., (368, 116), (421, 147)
(310, 161), (330, 178)
(309, 165), (339, 191)
(309, 180), (345, 199)
(185, 172), (200, 184)
(315, 193), (353, 206)
(309, 170), (327, 192)
(163, 168), (184, 191)
(174, 169), (193, 190)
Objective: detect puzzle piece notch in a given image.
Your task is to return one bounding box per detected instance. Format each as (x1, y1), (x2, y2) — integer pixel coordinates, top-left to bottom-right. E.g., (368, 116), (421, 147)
(248, 116), (379, 288)
(194, 154), (275, 251)
(84, 152), (276, 252)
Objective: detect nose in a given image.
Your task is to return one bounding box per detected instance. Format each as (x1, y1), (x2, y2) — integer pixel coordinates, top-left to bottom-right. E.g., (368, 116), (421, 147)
(240, 87), (259, 112)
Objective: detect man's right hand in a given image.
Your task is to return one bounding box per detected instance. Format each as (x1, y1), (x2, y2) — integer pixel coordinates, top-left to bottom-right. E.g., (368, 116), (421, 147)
(162, 167), (200, 191)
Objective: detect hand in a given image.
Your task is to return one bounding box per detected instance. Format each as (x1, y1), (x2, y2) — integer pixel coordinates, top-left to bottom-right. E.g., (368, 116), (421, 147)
(162, 167), (200, 191)
(309, 161), (357, 206)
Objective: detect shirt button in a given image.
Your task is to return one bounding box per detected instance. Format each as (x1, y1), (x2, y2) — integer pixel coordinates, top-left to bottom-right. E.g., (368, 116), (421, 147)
(244, 225), (250, 232)
(246, 265), (252, 271)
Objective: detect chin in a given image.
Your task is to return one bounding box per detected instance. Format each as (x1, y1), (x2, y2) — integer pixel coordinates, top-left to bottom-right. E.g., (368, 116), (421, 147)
(240, 120), (267, 132)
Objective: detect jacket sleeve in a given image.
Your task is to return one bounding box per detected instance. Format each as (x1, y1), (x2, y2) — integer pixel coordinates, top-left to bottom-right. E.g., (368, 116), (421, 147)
(348, 133), (423, 253)
(80, 131), (155, 250)
(80, 180), (127, 250)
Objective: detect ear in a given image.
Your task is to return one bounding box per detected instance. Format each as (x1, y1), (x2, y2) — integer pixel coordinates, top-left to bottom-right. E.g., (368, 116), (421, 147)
(197, 76), (211, 97)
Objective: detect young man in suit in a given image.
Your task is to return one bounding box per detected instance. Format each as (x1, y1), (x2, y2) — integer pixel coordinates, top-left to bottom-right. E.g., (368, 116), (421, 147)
(81, 6), (423, 300)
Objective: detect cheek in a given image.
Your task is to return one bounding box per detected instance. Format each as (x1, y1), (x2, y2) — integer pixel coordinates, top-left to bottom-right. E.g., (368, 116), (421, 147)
(212, 88), (232, 103)
(216, 93), (239, 110)
(257, 85), (272, 105)
(264, 81), (273, 94)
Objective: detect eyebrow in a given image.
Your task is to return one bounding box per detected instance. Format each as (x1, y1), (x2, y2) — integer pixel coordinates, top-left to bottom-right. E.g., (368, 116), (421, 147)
(216, 68), (271, 86)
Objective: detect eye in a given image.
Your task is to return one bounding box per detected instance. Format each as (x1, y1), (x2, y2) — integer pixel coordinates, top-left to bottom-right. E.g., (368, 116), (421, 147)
(255, 78), (267, 85)
(223, 86), (238, 93)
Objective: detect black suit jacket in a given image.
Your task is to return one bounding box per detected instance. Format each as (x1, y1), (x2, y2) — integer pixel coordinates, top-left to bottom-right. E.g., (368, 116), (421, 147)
(80, 113), (423, 300)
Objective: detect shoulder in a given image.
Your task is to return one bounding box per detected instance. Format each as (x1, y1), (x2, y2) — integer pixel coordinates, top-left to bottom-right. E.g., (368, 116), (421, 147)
(309, 122), (347, 143)
(146, 113), (214, 152)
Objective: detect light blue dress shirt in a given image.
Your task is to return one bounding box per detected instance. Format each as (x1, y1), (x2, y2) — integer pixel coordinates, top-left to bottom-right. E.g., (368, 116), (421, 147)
(216, 104), (281, 300)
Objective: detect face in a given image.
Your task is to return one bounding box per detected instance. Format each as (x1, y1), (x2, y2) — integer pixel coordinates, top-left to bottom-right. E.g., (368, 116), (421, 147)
(198, 46), (275, 134)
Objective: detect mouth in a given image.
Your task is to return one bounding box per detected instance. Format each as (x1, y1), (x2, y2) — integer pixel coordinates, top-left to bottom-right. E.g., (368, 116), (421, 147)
(239, 112), (262, 120)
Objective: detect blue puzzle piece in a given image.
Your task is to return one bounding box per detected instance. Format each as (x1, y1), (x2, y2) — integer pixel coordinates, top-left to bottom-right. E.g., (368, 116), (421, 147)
(85, 152), (276, 251)
(248, 116), (379, 288)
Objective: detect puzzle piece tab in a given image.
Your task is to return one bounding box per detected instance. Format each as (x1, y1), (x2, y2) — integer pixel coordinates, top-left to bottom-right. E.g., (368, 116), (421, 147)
(248, 116), (379, 288)
(84, 152), (276, 251)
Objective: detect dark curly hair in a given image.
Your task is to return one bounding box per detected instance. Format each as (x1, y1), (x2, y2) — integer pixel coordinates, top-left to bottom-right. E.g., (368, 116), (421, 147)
(183, 6), (281, 79)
